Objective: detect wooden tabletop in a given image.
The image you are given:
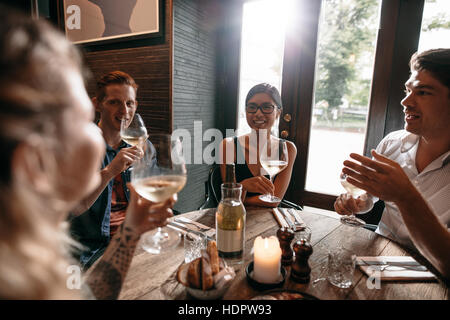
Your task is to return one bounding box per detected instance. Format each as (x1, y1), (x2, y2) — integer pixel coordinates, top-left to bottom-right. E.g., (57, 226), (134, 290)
(118, 208), (449, 300)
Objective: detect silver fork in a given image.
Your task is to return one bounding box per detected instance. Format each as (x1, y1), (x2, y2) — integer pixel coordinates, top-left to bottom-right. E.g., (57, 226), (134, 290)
(174, 218), (210, 232)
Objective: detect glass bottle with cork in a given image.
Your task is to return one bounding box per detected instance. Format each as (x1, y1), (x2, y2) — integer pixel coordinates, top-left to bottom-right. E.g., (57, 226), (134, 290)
(216, 164), (246, 265)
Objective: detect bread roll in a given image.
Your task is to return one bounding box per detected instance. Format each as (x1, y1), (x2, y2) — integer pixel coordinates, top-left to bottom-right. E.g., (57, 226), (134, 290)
(201, 250), (214, 290)
(207, 240), (220, 275)
(187, 257), (202, 289)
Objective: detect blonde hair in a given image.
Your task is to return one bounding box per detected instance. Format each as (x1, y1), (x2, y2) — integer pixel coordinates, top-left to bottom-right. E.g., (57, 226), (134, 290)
(0, 7), (88, 299)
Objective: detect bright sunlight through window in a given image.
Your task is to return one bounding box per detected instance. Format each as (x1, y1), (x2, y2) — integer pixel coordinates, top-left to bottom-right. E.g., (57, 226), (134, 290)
(237, 0), (294, 136)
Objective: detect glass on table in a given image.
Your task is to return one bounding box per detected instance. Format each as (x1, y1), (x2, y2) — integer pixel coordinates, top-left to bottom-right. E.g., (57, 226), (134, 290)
(327, 247), (356, 289)
(184, 233), (208, 263)
(295, 226), (312, 243)
(259, 138), (289, 203)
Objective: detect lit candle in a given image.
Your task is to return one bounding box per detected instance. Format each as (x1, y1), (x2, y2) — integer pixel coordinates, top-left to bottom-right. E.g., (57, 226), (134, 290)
(253, 236), (282, 283)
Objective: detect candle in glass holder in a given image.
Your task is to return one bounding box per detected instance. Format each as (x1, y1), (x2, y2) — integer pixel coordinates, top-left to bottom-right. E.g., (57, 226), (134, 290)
(253, 236), (282, 283)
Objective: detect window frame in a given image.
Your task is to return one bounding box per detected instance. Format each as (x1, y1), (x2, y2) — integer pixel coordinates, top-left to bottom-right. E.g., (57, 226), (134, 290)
(218, 0), (426, 210)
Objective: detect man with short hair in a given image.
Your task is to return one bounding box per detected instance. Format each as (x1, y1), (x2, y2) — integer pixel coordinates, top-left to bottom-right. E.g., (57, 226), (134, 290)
(70, 71), (156, 269)
(334, 48), (450, 279)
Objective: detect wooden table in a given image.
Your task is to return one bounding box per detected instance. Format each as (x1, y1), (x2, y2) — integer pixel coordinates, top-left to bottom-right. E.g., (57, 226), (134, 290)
(118, 208), (448, 300)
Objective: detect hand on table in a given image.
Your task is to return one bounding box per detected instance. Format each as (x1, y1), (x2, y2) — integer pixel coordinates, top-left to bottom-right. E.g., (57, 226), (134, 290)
(241, 176), (274, 195)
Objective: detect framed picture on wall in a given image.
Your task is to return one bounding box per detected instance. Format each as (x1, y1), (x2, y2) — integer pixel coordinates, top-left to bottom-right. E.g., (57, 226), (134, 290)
(58, 0), (164, 51)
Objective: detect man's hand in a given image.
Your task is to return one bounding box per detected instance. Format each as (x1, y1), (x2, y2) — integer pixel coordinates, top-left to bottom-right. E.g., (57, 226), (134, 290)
(334, 193), (374, 215)
(106, 146), (143, 177)
(123, 183), (176, 236)
(342, 150), (415, 203)
(241, 176), (274, 195)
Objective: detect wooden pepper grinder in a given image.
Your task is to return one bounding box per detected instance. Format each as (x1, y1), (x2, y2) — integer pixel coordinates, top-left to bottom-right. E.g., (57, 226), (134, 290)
(290, 239), (313, 283)
(277, 227), (295, 266)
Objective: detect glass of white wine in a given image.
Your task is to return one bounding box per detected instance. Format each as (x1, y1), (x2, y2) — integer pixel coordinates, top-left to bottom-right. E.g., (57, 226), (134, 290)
(339, 172), (367, 227)
(131, 134), (187, 254)
(120, 113), (148, 147)
(259, 138), (288, 203)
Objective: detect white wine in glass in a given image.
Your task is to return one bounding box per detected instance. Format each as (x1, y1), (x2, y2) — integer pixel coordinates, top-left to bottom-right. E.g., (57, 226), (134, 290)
(131, 134), (187, 254)
(259, 139), (289, 203)
(121, 113), (148, 147)
(339, 172), (366, 227)
(133, 175), (187, 203)
(260, 160), (288, 177)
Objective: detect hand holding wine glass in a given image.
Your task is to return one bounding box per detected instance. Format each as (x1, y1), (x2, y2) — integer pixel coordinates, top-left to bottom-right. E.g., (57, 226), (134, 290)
(131, 134), (187, 254)
(259, 138), (288, 203)
(122, 184), (176, 238)
(337, 172), (370, 227)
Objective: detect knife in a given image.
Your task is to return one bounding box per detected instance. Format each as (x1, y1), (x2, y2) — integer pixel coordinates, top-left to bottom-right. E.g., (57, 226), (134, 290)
(357, 259), (422, 266)
(358, 259), (427, 271)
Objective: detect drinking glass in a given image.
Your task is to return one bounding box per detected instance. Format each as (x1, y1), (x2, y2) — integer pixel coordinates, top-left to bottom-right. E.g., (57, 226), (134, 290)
(339, 172), (367, 227)
(259, 138), (288, 203)
(131, 134), (187, 254)
(184, 233), (207, 263)
(327, 247), (356, 289)
(120, 113), (148, 147)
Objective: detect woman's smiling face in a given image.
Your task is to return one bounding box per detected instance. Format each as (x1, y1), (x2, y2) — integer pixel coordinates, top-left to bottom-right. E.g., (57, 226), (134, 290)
(246, 92), (281, 132)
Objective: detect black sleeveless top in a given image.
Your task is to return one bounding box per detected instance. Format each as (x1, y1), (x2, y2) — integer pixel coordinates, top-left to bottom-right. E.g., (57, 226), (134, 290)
(233, 136), (273, 197)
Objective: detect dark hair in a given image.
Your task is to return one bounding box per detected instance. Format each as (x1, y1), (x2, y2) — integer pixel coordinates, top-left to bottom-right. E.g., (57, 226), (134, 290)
(245, 83), (282, 109)
(410, 48), (450, 89)
(95, 71), (138, 102)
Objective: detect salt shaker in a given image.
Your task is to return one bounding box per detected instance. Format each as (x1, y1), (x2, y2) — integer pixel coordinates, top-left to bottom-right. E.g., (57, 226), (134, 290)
(276, 227), (295, 266)
(290, 239), (313, 283)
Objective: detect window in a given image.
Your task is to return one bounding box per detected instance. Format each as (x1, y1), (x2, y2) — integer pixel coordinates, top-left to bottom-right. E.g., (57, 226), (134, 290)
(237, 0), (294, 136)
(305, 0), (382, 195)
(418, 0), (450, 51)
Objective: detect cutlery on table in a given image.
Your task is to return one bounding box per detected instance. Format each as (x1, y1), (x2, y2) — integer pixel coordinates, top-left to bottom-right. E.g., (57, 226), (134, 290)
(287, 208), (306, 228)
(276, 208), (296, 230)
(359, 259), (428, 272)
(174, 217), (211, 232)
(167, 221), (214, 241)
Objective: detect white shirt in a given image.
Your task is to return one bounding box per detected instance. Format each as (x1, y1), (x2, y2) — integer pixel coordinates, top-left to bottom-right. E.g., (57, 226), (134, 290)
(375, 130), (450, 249)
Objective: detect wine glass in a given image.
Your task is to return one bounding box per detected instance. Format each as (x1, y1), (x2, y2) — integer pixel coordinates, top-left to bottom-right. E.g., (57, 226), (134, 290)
(259, 138), (288, 203)
(339, 172), (366, 227)
(131, 134), (187, 254)
(120, 113), (148, 147)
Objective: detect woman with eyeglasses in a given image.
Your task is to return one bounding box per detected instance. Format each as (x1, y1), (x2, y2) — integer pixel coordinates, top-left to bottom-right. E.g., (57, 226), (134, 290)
(219, 83), (297, 207)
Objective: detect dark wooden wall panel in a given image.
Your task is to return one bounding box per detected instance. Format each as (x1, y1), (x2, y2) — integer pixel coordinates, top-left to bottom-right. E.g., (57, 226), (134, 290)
(82, 0), (173, 135)
(172, 0), (220, 212)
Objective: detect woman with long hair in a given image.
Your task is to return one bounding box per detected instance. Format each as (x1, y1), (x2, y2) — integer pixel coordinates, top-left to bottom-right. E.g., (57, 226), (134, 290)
(0, 6), (174, 299)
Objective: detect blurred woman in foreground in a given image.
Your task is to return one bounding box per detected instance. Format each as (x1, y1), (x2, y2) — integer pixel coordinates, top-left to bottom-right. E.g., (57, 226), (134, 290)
(0, 6), (174, 299)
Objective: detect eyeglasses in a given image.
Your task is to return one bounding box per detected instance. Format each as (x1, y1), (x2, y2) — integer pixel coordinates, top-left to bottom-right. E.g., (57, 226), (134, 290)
(245, 103), (277, 114)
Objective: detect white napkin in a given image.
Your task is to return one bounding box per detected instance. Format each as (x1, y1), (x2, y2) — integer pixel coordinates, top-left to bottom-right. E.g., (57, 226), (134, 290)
(272, 208), (306, 231)
(356, 256), (436, 281)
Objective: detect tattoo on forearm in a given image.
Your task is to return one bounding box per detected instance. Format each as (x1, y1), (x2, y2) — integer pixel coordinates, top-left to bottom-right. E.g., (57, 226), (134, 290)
(86, 224), (139, 300)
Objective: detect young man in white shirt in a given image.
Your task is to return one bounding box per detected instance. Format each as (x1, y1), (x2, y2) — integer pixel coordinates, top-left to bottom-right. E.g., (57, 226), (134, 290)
(334, 48), (450, 279)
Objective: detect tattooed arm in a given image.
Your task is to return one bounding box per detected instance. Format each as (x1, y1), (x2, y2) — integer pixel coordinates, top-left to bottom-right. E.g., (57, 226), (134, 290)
(84, 184), (175, 300)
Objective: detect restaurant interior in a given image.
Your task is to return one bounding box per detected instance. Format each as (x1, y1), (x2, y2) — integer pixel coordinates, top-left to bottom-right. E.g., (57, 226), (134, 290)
(2, 0), (449, 302)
